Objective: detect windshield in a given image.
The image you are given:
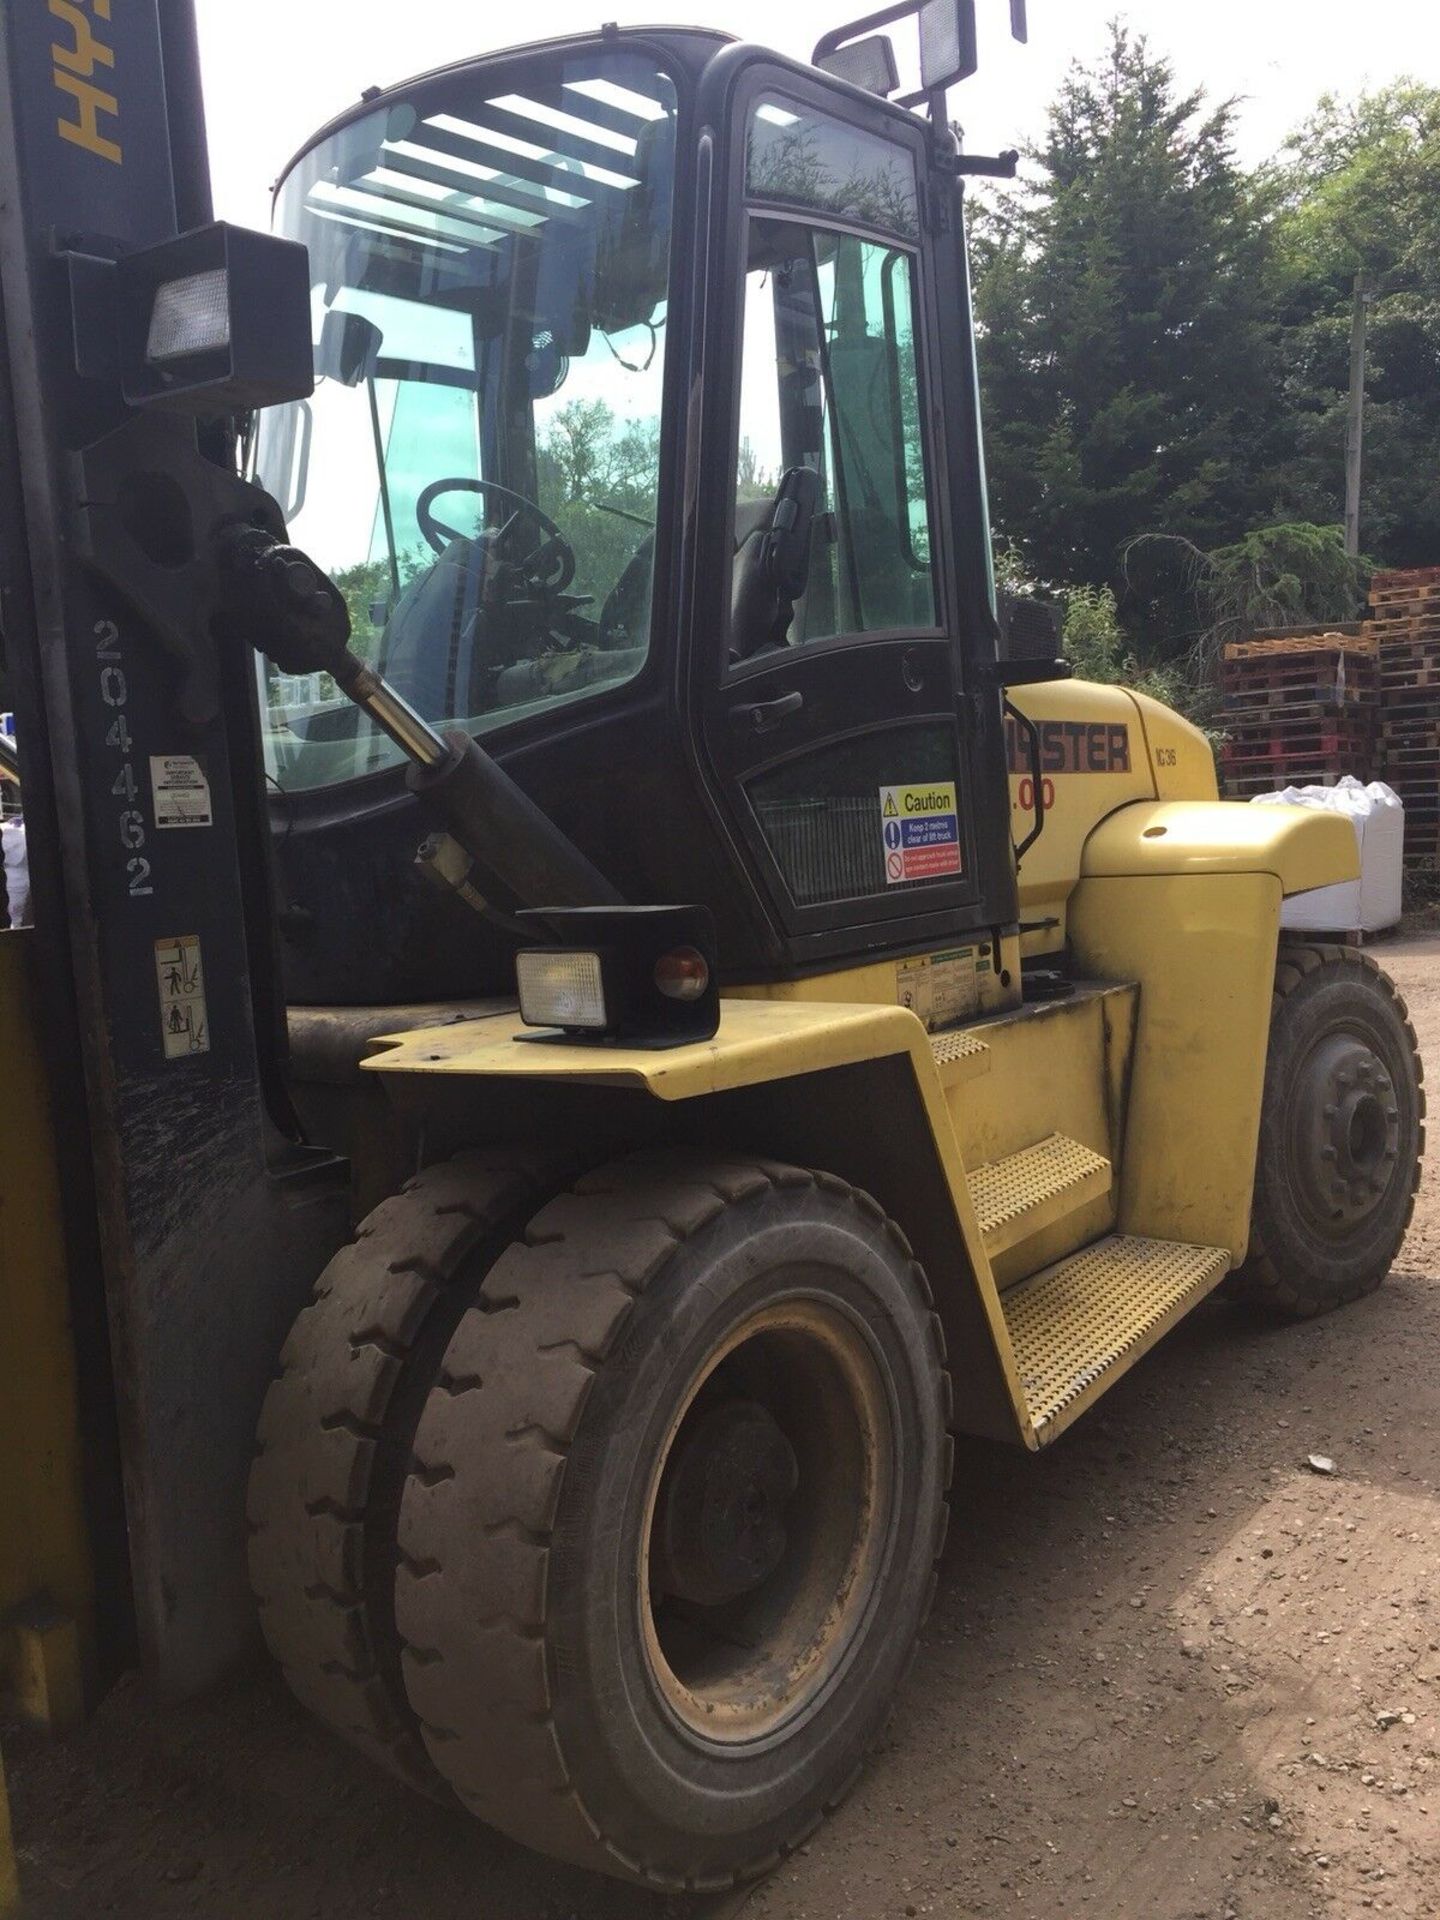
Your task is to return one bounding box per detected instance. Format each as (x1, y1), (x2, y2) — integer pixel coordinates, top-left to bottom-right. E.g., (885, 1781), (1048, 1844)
(254, 49), (678, 791)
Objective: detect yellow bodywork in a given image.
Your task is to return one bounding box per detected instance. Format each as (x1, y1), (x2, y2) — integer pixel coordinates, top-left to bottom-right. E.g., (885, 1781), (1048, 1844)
(369, 994), (937, 1099)
(1006, 678), (1223, 953)
(1074, 799), (1356, 1251)
(364, 681), (1360, 1451)
(0, 934), (94, 1734)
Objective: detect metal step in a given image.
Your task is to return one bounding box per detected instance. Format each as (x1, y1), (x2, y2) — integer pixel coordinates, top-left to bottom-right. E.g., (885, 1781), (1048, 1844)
(929, 1027), (990, 1083)
(971, 1132), (1111, 1256)
(1003, 1234), (1230, 1445)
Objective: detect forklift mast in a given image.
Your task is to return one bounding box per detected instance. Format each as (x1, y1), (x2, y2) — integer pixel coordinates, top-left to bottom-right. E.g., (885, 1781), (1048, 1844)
(0, 0), (343, 1694)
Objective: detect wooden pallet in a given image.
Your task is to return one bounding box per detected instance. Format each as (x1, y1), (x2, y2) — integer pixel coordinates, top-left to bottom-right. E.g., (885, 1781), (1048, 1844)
(1222, 656), (1377, 691)
(1224, 693), (1376, 723)
(1221, 724), (1375, 758)
(1368, 601), (1440, 623)
(1221, 756), (1367, 787)
(1222, 646), (1379, 675)
(1373, 566), (1440, 592)
(1221, 769), (1354, 799)
(1376, 680), (1440, 706)
(1223, 631), (1376, 661)
(1371, 590), (1440, 610)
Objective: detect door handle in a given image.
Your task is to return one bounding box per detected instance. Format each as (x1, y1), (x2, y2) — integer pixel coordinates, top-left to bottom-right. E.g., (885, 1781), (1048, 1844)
(730, 689), (803, 733)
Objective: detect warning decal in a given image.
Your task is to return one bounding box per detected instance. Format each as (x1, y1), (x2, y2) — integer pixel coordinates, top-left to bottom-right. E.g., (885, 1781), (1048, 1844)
(879, 784), (963, 884)
(150, 754), (212, 828)
(897, 944), (991, 1029)
(154, 934), (210, 1059)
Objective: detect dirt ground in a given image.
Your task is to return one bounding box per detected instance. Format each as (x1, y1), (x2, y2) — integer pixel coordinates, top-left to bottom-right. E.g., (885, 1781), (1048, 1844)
(9, 932), (1440, 1920)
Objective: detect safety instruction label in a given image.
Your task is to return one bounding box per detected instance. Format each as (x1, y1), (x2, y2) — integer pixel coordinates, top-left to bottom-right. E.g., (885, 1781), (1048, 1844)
(150, 754), (212, 828)
(880, 783), (963, 884)
(154, 935), (210, 1059)
(897, 944), (991, 1030)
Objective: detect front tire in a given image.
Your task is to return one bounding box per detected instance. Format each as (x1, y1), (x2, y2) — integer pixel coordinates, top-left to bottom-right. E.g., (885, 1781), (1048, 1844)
(395, 1152), (952, 1890)
(1226, 943), (1424, 1318)
(246, 1150), (560, 1794)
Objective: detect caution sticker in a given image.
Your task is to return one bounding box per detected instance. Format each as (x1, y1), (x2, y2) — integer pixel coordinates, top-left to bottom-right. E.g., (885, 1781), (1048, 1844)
(880, 783), (963, 884)
(154, 934), (210, 1059)
(150, 754), (212, 829)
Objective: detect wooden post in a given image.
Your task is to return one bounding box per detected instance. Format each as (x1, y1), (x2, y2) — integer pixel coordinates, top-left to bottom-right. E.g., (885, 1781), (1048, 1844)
(1344, 271), (1372, 557)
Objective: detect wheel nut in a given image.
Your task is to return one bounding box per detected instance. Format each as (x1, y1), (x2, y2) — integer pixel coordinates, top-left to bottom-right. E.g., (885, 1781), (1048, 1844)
(1321, 1145), (1337, 1161)
(1323, 1104), (1338, 1120)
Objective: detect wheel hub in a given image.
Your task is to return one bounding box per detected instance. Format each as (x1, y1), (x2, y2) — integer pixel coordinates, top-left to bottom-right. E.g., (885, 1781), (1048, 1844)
(1297, 1034), (1401, 1228)
(640, 1299), (893, 1744)
(653, 1399), (800, 1607)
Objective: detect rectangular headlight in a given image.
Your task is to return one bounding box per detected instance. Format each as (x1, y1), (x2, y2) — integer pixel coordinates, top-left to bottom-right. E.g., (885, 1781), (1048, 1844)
(146, 267), (232, 364)
(110, 222), (313, 411)
(516, 949), (607, 1030)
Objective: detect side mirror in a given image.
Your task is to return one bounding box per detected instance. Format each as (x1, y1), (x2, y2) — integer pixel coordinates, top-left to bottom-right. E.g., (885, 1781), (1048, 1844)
(919, 0), (979, 91)
(317, 310), (382, 388)
(590, 113), (676, 335)
(813, 1), (1026, 101)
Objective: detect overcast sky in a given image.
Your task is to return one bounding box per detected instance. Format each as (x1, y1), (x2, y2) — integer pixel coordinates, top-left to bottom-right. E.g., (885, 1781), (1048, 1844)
(198, 1), (1440, 226)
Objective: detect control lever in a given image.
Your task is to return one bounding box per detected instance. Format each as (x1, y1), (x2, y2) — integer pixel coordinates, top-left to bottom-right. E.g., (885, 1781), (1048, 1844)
(224, 525), (621, 915)
(220, 524), (449, 769)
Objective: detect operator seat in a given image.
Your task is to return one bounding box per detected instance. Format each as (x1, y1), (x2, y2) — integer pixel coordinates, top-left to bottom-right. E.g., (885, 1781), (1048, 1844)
(730, 465), (822, 661)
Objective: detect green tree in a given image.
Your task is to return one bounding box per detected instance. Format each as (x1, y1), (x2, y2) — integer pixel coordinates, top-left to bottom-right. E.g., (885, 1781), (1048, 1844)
(1126, 521), (1372, 664)
(534, 402), (660, 605)
(538, 398), (617, 504)
(332, 558), (394, 663)
(1265, 83), (1440, 564)
(972, 24), (1283, 645)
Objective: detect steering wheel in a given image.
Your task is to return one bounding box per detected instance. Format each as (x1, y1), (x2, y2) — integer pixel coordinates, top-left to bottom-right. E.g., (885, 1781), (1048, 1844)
(415, 476), (576, 595)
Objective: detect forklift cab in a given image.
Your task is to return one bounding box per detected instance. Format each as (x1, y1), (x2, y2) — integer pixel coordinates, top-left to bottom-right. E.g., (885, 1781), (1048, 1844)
(254, 25), (1016, 1005)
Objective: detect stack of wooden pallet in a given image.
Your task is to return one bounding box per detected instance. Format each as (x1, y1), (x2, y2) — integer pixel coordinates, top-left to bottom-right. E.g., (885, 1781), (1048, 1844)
(1370, 567), (1440, 869)
(1218, 627), (1379, 800)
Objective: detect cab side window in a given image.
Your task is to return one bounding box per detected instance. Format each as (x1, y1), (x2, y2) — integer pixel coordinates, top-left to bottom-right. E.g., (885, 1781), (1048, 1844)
(731, 222), (937, 662)
(730, 88), (937, 669)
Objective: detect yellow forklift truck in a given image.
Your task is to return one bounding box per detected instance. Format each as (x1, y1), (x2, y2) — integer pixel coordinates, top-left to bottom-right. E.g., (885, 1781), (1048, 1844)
(0, 0), (1423, 1900)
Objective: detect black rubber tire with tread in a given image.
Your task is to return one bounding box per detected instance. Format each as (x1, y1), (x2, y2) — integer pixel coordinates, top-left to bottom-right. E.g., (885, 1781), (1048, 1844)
(395, 1150), (953, 1891)
(246, 1150), (559, 1793)
(1225, 942), (1424, 1318)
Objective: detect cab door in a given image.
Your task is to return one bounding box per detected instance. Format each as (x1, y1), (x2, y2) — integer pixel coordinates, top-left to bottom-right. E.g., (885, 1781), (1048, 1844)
(694, 74), (987, 965)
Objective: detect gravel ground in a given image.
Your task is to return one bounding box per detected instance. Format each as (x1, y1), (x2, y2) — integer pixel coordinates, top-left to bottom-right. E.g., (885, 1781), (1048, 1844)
(8, 932), (1440, 1920)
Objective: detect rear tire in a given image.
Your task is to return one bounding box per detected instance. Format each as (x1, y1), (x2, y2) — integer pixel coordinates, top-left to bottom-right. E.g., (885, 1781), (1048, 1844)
(1225, 943), (1424, 1318)
(395, 1151), (952, 1890)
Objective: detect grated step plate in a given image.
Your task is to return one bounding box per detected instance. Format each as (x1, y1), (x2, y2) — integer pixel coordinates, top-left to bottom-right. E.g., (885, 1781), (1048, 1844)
(971, 1133), (1111, 1256)
(929, 1028), (990, 1079)
(1004, 1234), (1230, 1443)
